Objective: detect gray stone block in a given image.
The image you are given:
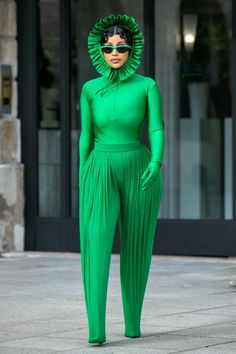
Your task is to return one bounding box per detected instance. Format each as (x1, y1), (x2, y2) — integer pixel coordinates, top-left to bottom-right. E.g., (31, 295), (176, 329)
(0, 118), (21, 163)
(0, 347), (55, 354)
(174, 347), (236, 354)
(0, 39), (17, 78)
(171, 322), (236, 339)
(0, 1), (16, 37)
(0, 336), (88, 352)
(211, 341), (236, 350)
(0, 163), (24, 252)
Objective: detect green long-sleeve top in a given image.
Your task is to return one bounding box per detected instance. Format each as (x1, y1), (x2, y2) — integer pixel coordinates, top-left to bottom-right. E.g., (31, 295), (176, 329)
(79, 73), (165, 170)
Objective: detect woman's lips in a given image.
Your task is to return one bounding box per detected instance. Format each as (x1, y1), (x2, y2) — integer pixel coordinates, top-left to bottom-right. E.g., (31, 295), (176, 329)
(111, 59), (120, 63)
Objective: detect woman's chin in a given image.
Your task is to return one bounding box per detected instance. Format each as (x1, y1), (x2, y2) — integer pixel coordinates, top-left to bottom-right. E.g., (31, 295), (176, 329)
(110, 63), (124, 69)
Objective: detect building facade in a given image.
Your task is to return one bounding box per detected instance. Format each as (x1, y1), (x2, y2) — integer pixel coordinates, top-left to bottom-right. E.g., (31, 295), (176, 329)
(0, 0), (24, 252)
(0, 0), (236, 256)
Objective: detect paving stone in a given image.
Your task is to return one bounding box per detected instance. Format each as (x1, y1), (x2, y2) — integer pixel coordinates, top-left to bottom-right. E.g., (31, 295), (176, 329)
(0, 319), (86, 336)
(211, 340), (236, 350)
(0, 337), (87, 351)
(58, 347), (172, 354)
(176, 348), (236, 354)
(0, 332), (38, 344)
(141, 312), (233, 329)
(196, 305), (236, 317)
(102, 333), (229, 351)
(171, 322), (236, 339)
(0, 347), (55, 354)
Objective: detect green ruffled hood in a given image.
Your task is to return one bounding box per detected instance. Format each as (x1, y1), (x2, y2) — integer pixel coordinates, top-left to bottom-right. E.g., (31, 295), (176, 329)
(88, 14), (144, 82)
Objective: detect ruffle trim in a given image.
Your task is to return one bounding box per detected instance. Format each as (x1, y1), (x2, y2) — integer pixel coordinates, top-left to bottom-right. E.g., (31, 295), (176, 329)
(88, 14), (144, 81)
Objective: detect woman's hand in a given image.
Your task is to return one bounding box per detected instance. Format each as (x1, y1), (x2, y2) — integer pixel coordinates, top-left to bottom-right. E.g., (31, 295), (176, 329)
(141, 161), (161, 191)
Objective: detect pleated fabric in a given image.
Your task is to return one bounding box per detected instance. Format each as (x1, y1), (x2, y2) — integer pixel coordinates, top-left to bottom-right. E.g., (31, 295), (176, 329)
(79, 142), (163, 343)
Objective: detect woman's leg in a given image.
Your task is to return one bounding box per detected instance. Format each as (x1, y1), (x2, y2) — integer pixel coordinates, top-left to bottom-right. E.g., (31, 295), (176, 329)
(119, 146), (163, 338)
(79, 150), (120, 343)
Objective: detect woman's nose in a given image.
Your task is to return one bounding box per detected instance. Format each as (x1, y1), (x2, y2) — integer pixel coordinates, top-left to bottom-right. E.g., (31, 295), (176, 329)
(112, 49), (119, 55)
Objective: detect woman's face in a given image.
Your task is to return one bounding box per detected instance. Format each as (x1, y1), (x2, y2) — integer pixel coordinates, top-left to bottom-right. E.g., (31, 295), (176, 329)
(102, 34), (130, 69)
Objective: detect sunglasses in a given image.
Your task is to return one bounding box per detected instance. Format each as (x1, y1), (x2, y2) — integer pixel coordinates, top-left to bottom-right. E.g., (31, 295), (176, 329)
(101, 44), (132, 54)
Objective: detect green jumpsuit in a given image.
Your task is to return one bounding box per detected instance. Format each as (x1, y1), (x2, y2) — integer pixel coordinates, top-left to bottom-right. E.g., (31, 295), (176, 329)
(78, 14), (165, 344)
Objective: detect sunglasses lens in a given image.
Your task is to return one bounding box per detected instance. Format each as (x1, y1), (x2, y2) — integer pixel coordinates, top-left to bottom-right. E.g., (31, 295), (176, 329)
(102, 47), (113, 54)
(117, 46), (130, 53)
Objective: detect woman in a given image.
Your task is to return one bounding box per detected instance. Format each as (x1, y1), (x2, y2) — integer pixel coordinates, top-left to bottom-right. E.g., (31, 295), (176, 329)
(79, 14), (165, 344)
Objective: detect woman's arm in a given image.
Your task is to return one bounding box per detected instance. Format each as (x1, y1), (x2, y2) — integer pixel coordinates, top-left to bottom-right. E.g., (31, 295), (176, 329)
(141, 81), (165, 191)
(147, 81), (165, 166)
(78, 83), (94, 177)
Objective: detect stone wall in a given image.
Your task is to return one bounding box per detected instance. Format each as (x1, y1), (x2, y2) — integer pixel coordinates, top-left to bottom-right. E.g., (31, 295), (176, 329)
(0, 0), (25, 252)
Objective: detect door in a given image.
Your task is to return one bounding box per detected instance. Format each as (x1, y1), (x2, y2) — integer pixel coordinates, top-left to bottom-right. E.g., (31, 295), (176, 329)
(153, 0), (236, 255)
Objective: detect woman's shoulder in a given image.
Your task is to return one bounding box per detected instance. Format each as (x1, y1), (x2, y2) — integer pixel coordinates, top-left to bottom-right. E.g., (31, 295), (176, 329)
(81, 77), (105, 91)
(132, 74), (159, 88)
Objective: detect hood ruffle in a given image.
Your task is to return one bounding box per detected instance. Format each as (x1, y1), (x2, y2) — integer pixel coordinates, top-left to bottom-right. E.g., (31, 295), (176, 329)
(88, 14), (144, 82)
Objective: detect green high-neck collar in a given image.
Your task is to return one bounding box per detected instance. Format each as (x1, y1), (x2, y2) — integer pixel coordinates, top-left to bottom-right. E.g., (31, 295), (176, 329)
(88, 14), (144, 81)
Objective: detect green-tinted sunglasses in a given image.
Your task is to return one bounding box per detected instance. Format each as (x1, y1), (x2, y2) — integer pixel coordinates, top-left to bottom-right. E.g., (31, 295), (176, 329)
(101, 44), (132, 54)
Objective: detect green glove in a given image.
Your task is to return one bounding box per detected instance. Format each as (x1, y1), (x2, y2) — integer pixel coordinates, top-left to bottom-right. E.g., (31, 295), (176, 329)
(141, 161), (161, 191)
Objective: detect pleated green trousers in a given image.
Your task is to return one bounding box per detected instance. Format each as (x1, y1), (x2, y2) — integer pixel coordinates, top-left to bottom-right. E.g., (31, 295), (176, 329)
(79, 142), (163, 343)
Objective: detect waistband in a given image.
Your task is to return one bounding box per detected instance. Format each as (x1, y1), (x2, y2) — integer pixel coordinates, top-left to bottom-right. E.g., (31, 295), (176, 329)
(94, 142), (142, 152)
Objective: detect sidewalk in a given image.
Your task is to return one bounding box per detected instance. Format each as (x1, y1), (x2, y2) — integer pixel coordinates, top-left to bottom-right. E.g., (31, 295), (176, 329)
(0, 252), (236, 353)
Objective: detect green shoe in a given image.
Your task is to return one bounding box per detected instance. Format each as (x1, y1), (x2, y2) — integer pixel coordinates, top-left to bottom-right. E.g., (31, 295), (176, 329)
(125, 331), (141, 338)
(88, 337), (106, 344)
